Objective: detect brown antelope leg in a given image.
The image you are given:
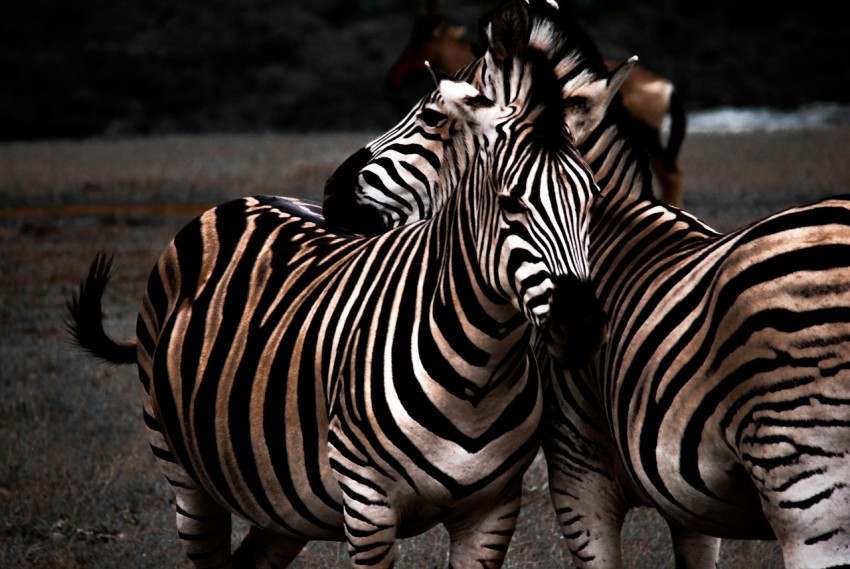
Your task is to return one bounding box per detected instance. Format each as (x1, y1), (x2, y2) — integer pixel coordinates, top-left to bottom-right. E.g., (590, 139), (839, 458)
(650, 154), (683, 208)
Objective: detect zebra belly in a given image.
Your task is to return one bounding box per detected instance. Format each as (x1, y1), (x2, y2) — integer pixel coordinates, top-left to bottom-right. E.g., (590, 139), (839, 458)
(652, 366), (850, 541)
(641, 431), (775, 539)
(618, 395), (772, 538)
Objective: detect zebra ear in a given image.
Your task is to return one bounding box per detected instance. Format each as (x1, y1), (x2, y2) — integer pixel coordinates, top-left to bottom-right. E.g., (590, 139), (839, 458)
(487, 0), (531, 64)
(562, 55), (638, 144)
(438, 78), (502, 131)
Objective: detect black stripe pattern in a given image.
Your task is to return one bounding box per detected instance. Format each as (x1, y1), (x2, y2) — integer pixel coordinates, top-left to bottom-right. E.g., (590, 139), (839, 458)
(324, 2), (850, 567)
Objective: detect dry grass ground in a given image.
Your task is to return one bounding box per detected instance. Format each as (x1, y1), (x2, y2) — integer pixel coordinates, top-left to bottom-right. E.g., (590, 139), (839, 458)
(2, 127), (849, 567)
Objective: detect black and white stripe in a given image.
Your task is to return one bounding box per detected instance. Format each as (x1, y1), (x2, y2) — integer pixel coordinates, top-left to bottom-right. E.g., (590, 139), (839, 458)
(322, 59), (481, 236)
(321, 2), (850, 567)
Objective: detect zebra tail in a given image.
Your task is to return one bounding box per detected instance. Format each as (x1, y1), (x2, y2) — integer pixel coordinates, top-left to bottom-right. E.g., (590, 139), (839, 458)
(66, 252), (137, 365)
(662, 87), (687, 170)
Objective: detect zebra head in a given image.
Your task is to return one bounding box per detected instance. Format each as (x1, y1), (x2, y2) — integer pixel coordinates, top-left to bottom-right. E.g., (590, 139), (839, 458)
(322, 0), (634, 237)
(323, 64), (481, 236)
(433, 1), (608, 367)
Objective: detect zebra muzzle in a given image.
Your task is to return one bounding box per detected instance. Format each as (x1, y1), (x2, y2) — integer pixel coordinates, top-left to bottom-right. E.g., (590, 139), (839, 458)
(323, 147), (392, 236)
(543, 275), (608, 369)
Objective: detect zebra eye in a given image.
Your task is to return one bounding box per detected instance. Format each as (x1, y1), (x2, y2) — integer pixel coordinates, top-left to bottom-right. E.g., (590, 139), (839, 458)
(498, 195), (528, 215)
(418, 108), (448, 128)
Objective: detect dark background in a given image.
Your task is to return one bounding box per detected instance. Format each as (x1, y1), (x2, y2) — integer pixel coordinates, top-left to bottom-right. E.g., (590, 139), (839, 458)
(3, 0), (848, 141)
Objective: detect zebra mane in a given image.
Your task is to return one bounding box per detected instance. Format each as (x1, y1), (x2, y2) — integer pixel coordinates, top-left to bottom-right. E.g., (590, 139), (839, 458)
(520, 3), (656, 200)
(482, 3), (582, 150)
(584, 91), (657, 201)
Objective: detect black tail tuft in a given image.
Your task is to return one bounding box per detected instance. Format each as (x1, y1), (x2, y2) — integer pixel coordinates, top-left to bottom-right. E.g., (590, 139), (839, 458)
(66, 252), (137, 365)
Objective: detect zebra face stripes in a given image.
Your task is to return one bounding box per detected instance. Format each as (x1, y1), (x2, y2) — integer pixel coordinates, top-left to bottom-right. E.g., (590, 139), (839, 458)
(323, 65), (478, 236)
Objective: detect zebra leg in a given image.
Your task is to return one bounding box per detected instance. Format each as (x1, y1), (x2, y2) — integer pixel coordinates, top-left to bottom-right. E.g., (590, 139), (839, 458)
(232, 527), (306, 569)
(761, 485), (850, 569)
(667, 522), (720, 569)
(548, 478), (627, 568)
(444, 484), (523, 569)
(756, 467), (850, 569)
(140, 394), (234, 567)
(173, 483), (234, 568)
(341, 496), (398, 568)
(544, 428), (630, 568)
(740, 416), (850, 568)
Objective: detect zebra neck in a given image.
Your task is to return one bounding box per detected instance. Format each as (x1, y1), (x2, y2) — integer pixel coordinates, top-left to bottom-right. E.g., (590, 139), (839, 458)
(584, 118), (721, 311)
(582, 120), (654, 207)
(419, 196), (534, 404)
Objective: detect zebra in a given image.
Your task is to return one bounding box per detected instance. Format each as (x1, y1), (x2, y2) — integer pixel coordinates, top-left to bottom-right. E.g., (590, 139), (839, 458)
(319, 2), (850, 568)
(66, 6), (619, 567)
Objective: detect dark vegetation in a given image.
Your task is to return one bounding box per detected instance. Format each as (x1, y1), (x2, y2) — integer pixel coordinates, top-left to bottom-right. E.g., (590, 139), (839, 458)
(3, 0), (848, 140)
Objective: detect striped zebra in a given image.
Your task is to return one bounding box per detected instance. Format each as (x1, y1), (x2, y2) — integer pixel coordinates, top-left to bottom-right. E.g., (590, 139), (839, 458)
(320, 2), (850, 568)
(323, 61), (481, 236)
(67, 7), (618, 567)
